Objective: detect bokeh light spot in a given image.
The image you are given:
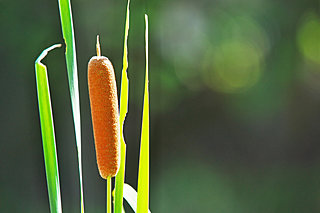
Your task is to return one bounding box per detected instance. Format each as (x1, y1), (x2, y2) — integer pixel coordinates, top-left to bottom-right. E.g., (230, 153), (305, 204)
(203, 40), (263, 93)
(297, 12), (320, 65)
(201, 12), (269, 93)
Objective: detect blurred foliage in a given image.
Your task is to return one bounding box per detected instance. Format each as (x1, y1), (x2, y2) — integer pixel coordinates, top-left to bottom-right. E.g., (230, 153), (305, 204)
(297, 12), (320, 65)
(152, 160), (320, 213)
(1, 0), (320, 212)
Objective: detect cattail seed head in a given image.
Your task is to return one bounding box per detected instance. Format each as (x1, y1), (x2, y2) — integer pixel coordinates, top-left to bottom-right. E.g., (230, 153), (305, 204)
(88, 53), (120, 179)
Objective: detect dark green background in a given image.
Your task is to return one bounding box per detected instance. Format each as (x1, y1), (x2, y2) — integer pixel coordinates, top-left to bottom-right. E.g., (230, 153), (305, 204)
(1, 0), (320, 212)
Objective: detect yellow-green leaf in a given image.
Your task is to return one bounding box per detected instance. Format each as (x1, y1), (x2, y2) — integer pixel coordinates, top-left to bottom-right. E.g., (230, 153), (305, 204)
(137, 14), (149, 213)
(114, 0), (130, 213)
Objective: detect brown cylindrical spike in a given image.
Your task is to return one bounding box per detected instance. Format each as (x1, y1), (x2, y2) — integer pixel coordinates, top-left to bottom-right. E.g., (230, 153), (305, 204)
(88, 36), (120, 179)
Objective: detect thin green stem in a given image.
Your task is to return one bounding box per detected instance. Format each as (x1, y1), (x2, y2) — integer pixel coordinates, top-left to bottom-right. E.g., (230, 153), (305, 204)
(107, 177), (112, 213)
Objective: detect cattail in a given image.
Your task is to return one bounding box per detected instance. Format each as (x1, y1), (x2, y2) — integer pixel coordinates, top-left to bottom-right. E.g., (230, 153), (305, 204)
(88, 36), (120, 179)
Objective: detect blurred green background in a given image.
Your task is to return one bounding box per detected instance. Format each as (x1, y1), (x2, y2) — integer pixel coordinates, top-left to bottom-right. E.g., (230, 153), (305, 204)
(1, 0), (320, 212)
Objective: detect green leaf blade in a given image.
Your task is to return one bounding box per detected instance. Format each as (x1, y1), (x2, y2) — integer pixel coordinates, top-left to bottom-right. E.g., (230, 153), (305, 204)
(137, 14), (149, 213)
(35, 44), (62, 213)
(57, 0), (84, 212)
(115, 0), (131, 213)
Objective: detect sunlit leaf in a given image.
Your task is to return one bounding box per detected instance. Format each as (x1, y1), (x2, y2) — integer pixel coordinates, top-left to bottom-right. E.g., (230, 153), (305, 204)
(57, 0), (84, 212)
(137, 14), (149, 213)
(35, 44), (62, 213)
(114, 0), (130, 213)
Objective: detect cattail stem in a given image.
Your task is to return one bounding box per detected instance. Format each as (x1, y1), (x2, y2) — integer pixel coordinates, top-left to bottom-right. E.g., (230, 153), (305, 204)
(106, 177), (111, 213)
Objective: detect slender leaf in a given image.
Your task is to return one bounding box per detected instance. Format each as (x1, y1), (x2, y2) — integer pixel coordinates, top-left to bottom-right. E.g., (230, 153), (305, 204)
(35, 44), (63, 213)
(123, 184), (151, 213)
(114, 0), (130, 212)
(57, 0), (84, 212)
(137, 14), (149, 213)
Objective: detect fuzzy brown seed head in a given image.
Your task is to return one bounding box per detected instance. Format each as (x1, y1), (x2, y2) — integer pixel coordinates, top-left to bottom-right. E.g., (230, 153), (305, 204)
(88, 56), (120, 179)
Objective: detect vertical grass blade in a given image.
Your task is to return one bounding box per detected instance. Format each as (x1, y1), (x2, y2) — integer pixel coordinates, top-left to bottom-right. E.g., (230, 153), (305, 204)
(137, 14), (149, 213)
(57, 0), (84, 212)
(35, 44), (63, 213)
(114, 0), (130, 212)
